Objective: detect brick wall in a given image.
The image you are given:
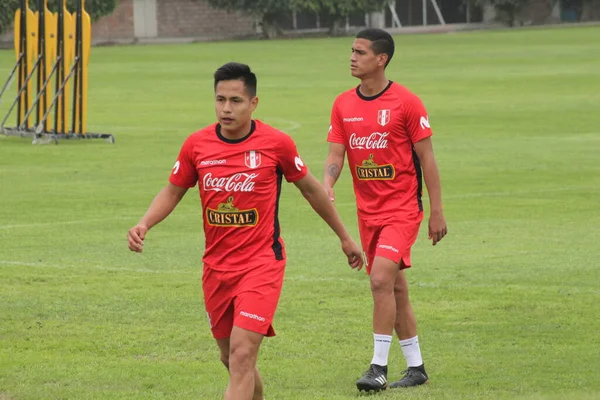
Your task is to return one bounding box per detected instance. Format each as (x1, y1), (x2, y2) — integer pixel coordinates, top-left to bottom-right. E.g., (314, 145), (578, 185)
(92, 0), (134, 41)
(156, 0), (256, 38)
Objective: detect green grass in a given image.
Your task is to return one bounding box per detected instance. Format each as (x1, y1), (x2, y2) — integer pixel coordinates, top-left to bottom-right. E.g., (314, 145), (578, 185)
(1, 25), (600, 400)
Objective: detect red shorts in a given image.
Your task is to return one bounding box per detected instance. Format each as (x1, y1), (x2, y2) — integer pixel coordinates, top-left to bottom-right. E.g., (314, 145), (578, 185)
(358, 212), (423, 274)
(202, 260), (285, 340)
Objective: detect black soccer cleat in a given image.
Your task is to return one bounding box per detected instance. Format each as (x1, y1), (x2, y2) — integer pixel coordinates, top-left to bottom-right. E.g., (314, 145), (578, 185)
(356, 364), (388, 392)
(389, 365), (429, 388)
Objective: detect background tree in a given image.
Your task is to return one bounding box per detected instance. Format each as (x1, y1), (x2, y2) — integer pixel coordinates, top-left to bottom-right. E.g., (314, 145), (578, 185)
(468, 0), (531, 26)
(206, 0), (304, 38)
(1, 0), (118, 35)
(207, 0), (389, 38)
(493, 0), (530, 26)
(309, 0), (387, 35)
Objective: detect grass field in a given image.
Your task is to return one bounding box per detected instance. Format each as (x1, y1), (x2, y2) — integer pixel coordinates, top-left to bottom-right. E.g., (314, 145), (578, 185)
(1, 25), (599, 400)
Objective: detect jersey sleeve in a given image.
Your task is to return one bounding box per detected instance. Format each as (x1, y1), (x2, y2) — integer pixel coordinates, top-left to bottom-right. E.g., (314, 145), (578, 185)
(169, 135), (198, 188)
(277, 134), (308, 183)
(327, 97), (345, 144)
(403, 95), (434, 144)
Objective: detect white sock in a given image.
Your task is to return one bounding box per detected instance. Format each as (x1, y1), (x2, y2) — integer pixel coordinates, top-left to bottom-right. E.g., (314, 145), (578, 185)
(371, 334), (392, 366)
(399, 336), (423, 367)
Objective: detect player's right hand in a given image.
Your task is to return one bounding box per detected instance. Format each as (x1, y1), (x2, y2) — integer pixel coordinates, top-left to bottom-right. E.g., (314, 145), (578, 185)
(341, 238), (363, 271)
(325, 186), (335, 202)
(128, 224), (148, 253)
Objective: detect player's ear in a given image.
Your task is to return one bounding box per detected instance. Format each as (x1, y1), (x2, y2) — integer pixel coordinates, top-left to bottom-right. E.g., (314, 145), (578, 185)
(250, 96), (259, 111)
(378, 53), (388, 67)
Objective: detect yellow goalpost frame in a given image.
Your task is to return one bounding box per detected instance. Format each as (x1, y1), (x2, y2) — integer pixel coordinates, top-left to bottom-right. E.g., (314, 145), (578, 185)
(0, 0), (114, 144)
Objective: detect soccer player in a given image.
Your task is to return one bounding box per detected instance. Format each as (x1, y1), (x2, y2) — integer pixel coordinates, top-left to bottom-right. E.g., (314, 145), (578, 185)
(128, 62), (363, 400)
(323, 29), (448, 392)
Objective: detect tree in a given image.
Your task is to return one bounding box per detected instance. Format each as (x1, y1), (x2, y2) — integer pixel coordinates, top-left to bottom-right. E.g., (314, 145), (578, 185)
(581, 0), (600, 21)
(467, 0), (531, 26)
(206, 0), (304, 38)
(1, 0), (117, 36)
(207, 0), (389, 38)
(567, 0), (600, 21)
(491, 0), (531, 26)
(314, 0), (388, 34)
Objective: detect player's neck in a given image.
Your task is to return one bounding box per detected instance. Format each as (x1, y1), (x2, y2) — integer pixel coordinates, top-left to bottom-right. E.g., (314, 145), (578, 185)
(358, 75), (389, 98)
(220, 120), (254, 141)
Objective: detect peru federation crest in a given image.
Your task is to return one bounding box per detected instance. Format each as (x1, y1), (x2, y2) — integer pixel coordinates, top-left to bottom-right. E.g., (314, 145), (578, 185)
(377, 109), (391, 127)
(244, 151), (261, 169)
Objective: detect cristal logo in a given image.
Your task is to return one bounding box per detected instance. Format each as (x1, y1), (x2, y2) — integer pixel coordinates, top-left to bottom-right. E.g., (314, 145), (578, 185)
(203, 172), (258, 192)
(349, 132), (389, 150)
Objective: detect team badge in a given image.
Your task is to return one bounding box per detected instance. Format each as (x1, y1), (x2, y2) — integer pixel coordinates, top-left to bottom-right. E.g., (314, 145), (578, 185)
(377, 109), (391, 127)
(244, 151), (262, 169)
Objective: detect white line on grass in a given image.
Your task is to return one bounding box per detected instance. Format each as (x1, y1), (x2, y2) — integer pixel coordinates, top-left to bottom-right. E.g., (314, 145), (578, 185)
(260, 118), (302, 132)
(87, 125), (183, 133)
(4, 259), (597, 295)
(444, 185), (595, 199)
(0, 212), (201, 230)
(329, 185), (595, 208)
(0, 260), (193, 275)
(0, 259), (357, 282)
(0, 186), (592, 230)
(0, 218), (122, 230)
(88, 117), (302, 134)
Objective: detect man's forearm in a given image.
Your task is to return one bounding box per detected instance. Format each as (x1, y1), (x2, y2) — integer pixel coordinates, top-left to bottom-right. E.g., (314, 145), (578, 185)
(139, 186), (185, 229)
(323, 155), (343, 188)
(421, 159), (443, 214)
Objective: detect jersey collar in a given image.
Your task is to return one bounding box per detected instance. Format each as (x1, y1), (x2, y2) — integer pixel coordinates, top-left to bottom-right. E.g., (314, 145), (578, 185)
(216, 120), (256, 144)
(356, 80), (393, 101)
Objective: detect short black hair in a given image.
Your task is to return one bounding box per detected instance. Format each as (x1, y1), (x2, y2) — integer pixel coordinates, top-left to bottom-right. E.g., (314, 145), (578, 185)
(356, 29), (395, 67)
(213, 62), (257, 98)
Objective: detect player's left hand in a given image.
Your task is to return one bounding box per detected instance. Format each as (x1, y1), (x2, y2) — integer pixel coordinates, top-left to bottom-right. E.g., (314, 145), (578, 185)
(341, 238), (364, 271)
(429, 211), (447, 246)
(128, 223), (148, 253)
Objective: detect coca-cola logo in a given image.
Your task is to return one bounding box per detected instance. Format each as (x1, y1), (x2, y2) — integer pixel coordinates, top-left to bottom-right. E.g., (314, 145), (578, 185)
(203, 172), (258, 192)
(349, 132), (389, 150)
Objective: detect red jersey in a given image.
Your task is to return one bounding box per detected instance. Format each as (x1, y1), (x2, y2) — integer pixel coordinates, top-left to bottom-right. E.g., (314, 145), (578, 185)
(169, 120), (308, 271)
(327, 81), (433, 220)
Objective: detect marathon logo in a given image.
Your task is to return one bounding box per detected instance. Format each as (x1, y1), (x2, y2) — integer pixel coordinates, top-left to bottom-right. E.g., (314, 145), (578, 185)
(240, 311), (266, 322)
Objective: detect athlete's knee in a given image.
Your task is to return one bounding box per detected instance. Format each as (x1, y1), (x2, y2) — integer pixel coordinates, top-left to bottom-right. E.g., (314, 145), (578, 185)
(220, 352), (230, 369)
(370, 257), (400, 295)
(394, 278), (408, 297)
(228, 342), (258, 373)
(216, 339), (231, 370)
(370, 273), (395, 294)
(393, 270), (410, 297)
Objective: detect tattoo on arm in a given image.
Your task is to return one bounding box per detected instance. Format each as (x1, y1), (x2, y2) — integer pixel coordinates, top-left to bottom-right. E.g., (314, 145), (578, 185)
(327, 163), (341, 180)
